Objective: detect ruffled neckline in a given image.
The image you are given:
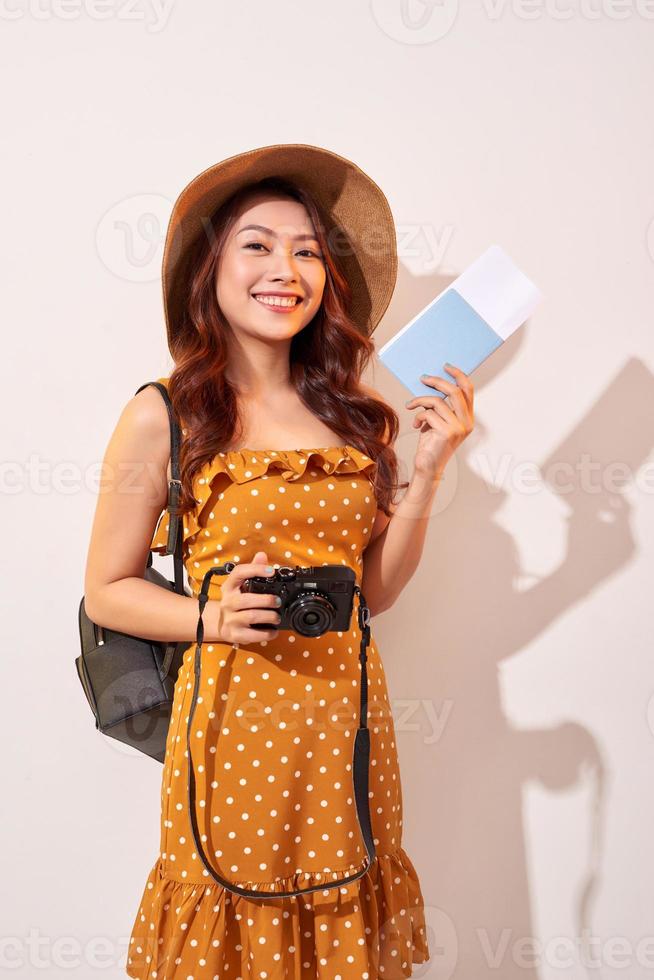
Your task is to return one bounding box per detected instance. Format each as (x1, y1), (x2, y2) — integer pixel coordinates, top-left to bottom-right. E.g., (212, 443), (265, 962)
(192, 445), (376, 540)
(150, 443), (377, 554)
(221, 445), (352, 454)
(202, 443), (376, 488)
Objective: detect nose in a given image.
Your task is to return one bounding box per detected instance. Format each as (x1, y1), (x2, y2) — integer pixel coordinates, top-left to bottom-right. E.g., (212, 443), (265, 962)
(265, 244), (300, 284)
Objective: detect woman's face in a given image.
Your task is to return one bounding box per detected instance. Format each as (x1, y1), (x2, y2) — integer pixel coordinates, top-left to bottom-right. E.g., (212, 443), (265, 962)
(215, 193), (327, 341)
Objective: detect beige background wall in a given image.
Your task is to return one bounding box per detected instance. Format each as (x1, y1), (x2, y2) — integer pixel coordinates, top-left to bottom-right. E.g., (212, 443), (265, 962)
(3, 1), (654, 977)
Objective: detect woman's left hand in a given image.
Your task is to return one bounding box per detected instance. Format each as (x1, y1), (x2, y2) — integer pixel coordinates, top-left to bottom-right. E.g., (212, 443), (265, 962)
(404, 363), (475, 480)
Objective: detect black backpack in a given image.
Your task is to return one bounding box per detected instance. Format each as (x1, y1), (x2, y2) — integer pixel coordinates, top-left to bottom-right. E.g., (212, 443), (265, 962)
(75, 381), (189, 763)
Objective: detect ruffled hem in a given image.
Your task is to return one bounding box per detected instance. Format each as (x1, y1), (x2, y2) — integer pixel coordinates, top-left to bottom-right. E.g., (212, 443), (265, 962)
(150, 442), (377, 556)
(126, 847), (430, 979)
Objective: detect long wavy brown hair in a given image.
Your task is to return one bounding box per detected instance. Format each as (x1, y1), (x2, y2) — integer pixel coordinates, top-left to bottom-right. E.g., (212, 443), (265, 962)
(164, 175), (408, 519)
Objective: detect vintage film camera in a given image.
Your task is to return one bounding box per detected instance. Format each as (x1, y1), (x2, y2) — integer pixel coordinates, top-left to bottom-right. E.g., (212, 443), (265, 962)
(238, 564), (358, 638)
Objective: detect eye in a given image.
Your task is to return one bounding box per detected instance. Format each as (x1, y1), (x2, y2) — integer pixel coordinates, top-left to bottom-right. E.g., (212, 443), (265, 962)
(244, 242), (323, 259)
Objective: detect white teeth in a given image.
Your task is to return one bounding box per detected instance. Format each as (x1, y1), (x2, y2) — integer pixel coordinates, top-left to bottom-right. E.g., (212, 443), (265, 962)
(253, 295), (299, 308)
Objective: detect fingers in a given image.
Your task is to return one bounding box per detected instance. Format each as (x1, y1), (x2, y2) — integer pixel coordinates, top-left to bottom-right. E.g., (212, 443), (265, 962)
(412, 409), (451, 432)
(236, 603), (282, 643)
(411, 394), (459, 425)
(241, 626), (279, 643)
(226, 551), (281, 642)
(413, 365), (474, 413)
(222, 552), (274, 592)
(242, 606), (282, 628)
(407, 382), (460, 407)
(406, 367), (473, 424)
(235, 591), (281, 612)
(419, 372), (457, 393)
(444, 362), (473, 394)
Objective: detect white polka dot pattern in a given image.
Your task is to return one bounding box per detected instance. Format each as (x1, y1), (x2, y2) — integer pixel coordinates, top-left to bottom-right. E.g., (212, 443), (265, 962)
(126, 382), (430, 979)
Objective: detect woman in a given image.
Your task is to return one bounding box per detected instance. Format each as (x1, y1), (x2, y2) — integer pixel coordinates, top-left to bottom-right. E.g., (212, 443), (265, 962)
(84, 144), (474, 979)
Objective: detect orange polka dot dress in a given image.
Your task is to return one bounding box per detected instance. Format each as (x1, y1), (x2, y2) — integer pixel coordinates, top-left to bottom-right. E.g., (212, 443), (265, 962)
(126, 379), (431, 980)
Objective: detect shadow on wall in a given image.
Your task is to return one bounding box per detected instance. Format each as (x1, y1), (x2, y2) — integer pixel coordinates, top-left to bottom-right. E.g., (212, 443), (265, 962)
(372, 261), (649, 979)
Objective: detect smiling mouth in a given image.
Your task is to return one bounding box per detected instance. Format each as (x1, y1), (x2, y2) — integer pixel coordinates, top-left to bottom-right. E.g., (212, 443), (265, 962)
(251, 294), (303, 309)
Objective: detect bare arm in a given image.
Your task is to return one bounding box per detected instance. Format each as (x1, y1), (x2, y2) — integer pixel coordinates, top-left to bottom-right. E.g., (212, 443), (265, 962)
(357, 381), (443, 616)
(361, 468), (443, 617)
(83, 385), (222, 643)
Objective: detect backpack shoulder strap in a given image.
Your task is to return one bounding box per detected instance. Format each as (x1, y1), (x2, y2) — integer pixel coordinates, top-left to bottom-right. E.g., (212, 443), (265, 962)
(134, 380), (184, 595)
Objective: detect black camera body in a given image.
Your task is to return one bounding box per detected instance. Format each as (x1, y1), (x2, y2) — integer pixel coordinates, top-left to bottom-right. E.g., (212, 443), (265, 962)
(240, 564), (357, 638)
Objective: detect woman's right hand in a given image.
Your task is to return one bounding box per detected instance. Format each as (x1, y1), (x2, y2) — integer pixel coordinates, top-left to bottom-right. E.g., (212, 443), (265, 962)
(212, 551), (282, 644)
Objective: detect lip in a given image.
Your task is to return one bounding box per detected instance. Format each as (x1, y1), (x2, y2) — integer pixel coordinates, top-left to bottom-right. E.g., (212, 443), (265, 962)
(252, 291), (303, 298)
(251, 294), (304, 313)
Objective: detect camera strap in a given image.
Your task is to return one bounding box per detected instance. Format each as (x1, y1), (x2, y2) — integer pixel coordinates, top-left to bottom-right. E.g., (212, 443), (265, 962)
(185, 564), (376, 899)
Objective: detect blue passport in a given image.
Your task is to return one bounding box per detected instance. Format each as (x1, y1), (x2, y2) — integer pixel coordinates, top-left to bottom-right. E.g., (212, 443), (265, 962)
(378, 245), (543, 399)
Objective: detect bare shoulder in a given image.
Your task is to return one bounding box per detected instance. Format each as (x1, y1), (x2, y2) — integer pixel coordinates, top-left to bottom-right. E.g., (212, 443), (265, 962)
(83, 381), (174, 603)
(110, 381), (172, 483)
(128, 381), (171, 442)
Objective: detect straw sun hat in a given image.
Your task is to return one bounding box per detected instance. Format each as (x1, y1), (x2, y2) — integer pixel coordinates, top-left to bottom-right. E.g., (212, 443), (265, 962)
(161, 143), (398, 349)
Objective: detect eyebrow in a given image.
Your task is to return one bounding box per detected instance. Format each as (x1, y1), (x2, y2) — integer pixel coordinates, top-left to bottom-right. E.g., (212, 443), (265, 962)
(236, 223), (320, 244)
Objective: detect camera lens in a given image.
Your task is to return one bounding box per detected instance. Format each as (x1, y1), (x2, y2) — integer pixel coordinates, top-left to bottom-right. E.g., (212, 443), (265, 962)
(287, 593), (335, 637)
